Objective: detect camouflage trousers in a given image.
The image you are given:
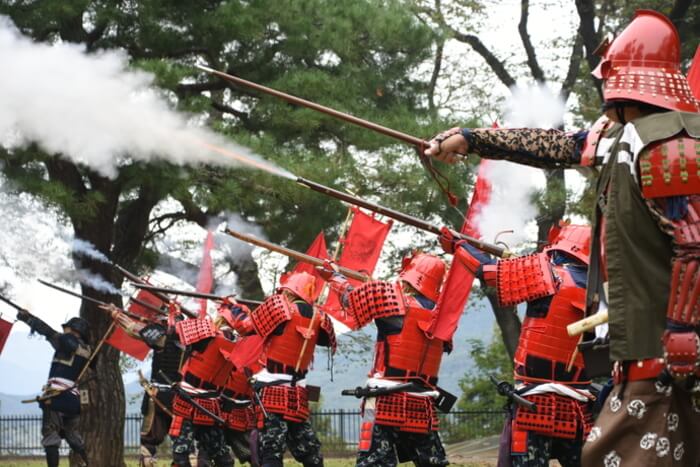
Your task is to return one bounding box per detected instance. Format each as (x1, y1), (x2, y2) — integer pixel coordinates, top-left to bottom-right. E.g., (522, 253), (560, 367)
(355, 424), (448, 467)
(259, 412), (323, 467)
(509, 432), (582, 467)
(171, 419), (233, 467)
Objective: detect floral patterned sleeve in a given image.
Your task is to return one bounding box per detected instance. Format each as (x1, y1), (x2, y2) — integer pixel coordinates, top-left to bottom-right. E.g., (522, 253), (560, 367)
(463, 128), (586, 169)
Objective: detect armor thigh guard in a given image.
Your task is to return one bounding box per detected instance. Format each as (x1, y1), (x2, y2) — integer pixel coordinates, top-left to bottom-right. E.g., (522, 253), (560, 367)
(260, 385), (310, 423)
(513, 393), (592, 440)
(374, 393), (439, 434)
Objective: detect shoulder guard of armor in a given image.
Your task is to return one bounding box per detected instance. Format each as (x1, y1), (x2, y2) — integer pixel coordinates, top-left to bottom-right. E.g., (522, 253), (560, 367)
(318, 312), (337, 354)
(580, 116), (613, 167)
(250, 294), (293, 338)
(496, 253), (556, 307)
(346, 281), (405, 329)
(175, 318), (217, 345)
(639, 135), (700, 199)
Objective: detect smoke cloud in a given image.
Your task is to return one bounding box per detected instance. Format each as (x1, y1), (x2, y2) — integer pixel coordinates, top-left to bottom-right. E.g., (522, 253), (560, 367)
(473, 84), (565, 246)
(71, 238), (110, 264)
(76, 269), (121, 296)
(0, 17), (293, 179)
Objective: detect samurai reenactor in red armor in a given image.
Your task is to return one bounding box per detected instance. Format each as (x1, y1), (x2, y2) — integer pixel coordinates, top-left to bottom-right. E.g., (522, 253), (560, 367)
(214, 302), (261, 467)
(167, 312), (237, 467)
(227, 271), (336, 467)
(442, 224), (593, 467)
(319, 253), (450, 467)
(425, 10), (700, 466)
(15, 310), (91, 467)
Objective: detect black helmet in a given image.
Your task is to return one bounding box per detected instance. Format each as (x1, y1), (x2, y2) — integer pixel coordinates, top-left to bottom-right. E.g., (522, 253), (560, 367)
(62, 317), (90, 341)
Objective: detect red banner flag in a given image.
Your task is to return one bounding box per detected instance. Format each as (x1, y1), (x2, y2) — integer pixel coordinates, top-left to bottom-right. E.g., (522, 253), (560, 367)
(0, 317), (13, 356)
(461, 159), (492, 237)
(293, 231), (330, 301)
(688, 45), (700, 100)
(106, 325), (150, 361)
(196, 230), (215, 317)
(430, 141), (495, 341)
(324, 208), (392, 310)
(127, 289), (165, 322)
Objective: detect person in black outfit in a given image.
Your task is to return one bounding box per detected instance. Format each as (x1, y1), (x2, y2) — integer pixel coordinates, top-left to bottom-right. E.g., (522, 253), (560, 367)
(16, 310), (91, 467)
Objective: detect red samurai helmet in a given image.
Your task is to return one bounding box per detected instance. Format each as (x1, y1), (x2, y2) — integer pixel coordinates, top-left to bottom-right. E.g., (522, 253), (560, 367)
(592, 10), (699, 113)
(545, 223), (591, 265)
(398, 253), (446, 302)
(277, 271), (316, 304)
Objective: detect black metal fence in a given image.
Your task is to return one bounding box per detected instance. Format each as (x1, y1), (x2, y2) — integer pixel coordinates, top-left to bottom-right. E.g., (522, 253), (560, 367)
(0, 410), (506, 456)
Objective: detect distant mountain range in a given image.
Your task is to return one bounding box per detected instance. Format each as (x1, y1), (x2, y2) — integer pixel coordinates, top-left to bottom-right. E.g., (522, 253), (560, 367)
(1, 297), (496, 415)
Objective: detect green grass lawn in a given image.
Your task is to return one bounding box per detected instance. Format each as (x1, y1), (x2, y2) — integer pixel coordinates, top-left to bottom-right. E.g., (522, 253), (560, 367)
(0, 459), (493, 467)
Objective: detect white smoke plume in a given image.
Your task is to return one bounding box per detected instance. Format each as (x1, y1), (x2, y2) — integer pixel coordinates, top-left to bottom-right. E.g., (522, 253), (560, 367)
(76, 269), (121, 296)
(214, 213), (269, 265)
(71, 238), (110, 264)
(503, 84), (566, 128)
(0, 17), (293, 180)
(473, 84), (565, 246)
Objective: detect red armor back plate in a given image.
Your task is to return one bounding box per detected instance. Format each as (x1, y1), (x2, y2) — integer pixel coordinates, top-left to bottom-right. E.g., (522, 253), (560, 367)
(514, 267), (587, 382)
(346, 281), (405, 328)
(384, 298), (444, 381)
(639, 136), (700, 199)
(171, 393), (221, 426)
(181, 335), (236, 388)
(250, 294), (293, 337)
(496, 253), (556, 306)
(374, 392), (439, 433)
(263, 305), (320, 372)
(176, 318), (217, 345)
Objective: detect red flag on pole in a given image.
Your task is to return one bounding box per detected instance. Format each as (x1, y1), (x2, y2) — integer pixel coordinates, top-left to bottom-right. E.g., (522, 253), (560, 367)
(430, 140), (495, 341)
(461, 159), (492, 237)
(688, 45), (700, 100)
(293, 231), (330, 301)
(127, 289), (165, 322)
(0, 316), (13, 356)
(196, 230), (215, 317)
(324, 208), (392, 310)
(106, 326), (151, 361)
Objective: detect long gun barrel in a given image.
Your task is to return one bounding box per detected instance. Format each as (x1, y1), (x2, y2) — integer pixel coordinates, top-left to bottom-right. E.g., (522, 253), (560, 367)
(37, 279), (162, 323)
(196, 65), (427, 149)
(223, 228), (371, 282)
(114, 265), (198, 319)
(296, 177), (510, 258)
(0, 293), (28, 313)
(131, 283), (263, 309)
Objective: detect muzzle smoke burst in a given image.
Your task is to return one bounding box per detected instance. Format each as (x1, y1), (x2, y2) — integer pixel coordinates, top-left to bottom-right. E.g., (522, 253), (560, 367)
(0, 17), (288, 179)
(193, 139), (296, 180)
